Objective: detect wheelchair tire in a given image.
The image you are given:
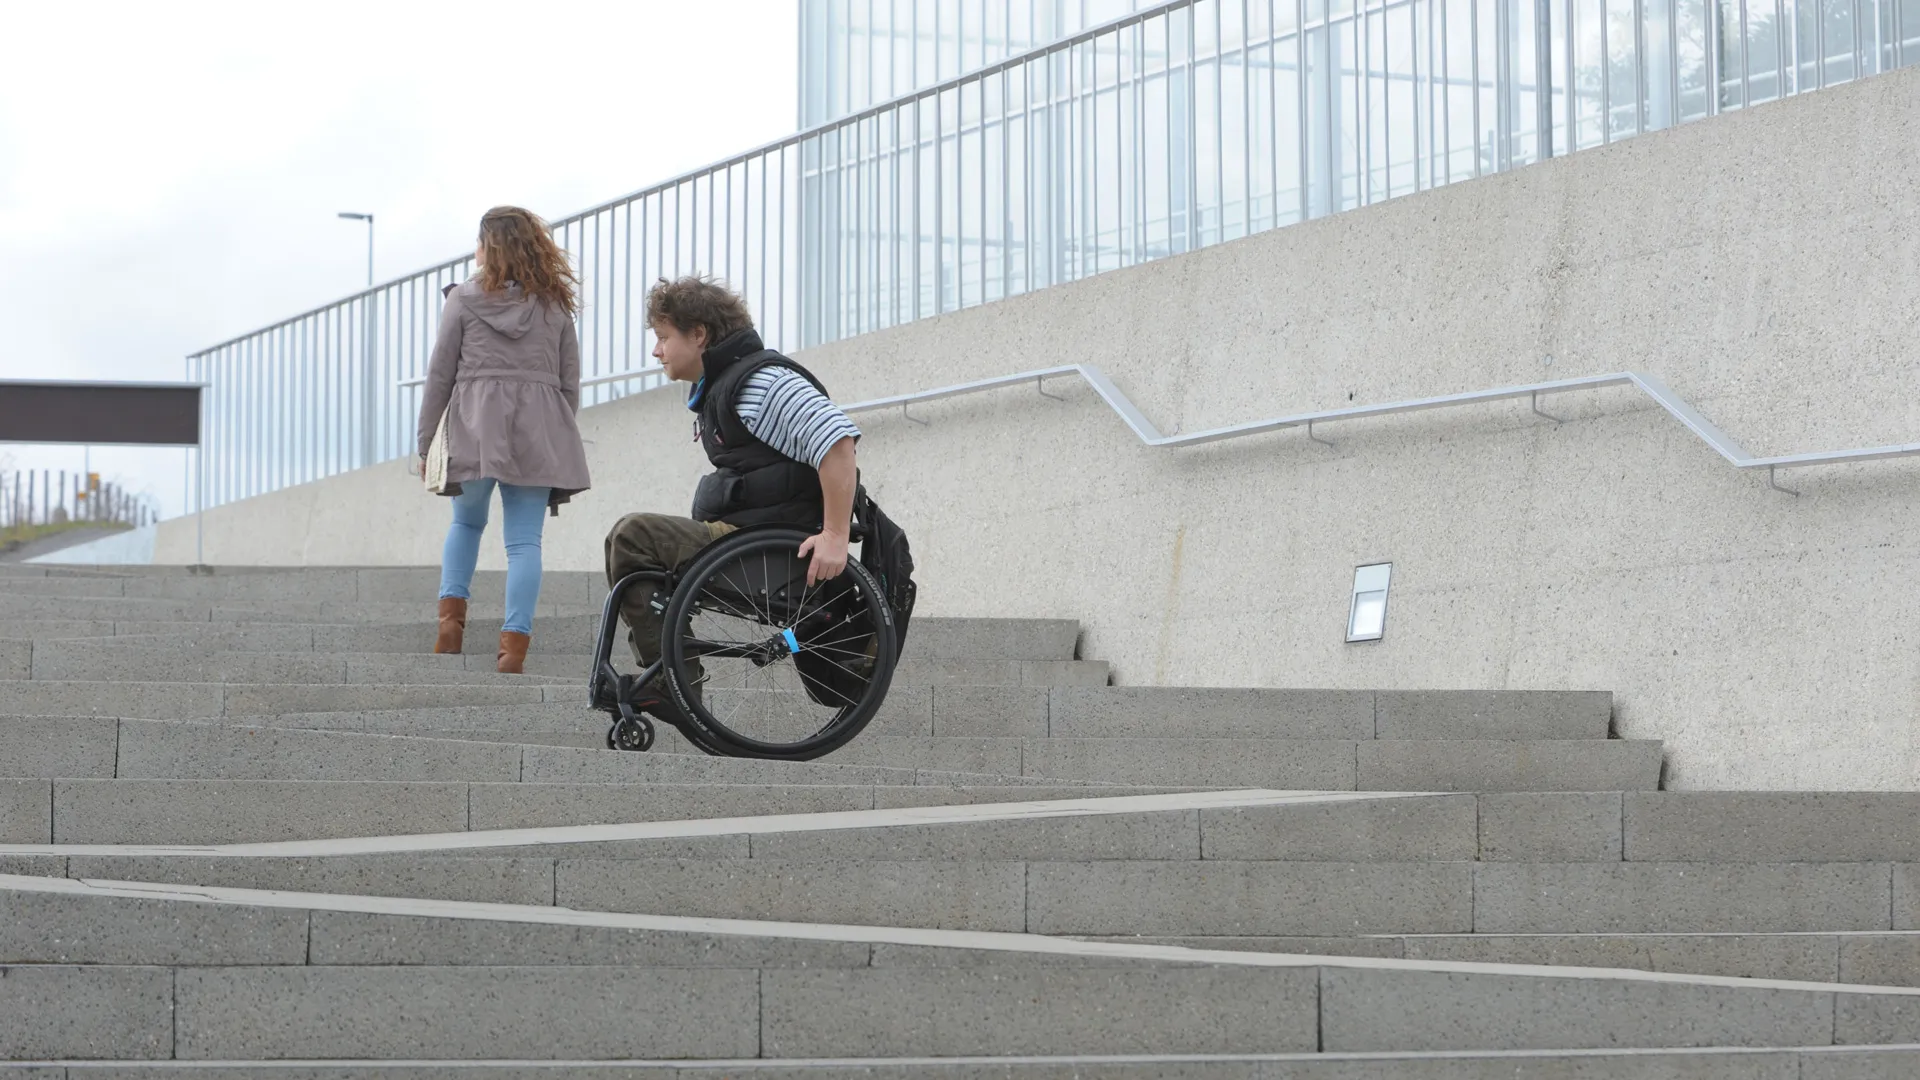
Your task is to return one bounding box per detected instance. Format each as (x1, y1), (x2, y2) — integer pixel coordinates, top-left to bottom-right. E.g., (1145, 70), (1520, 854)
(659, 527), (898, 760)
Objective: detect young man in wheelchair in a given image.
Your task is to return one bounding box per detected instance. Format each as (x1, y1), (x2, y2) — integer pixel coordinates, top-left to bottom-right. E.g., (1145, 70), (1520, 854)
(602, 275), (867, 723)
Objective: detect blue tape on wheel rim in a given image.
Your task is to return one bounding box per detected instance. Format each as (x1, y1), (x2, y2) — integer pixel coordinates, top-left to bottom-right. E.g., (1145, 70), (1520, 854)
(782, 628), (800, 654)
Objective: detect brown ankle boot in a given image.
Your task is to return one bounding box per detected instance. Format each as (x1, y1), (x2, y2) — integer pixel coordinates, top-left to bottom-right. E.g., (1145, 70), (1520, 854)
(435, 598), (468, 654)
(497, 631), (531, 674)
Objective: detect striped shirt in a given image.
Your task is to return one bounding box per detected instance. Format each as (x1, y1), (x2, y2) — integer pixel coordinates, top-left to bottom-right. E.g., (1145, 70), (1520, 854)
(734, 366), (861, 469)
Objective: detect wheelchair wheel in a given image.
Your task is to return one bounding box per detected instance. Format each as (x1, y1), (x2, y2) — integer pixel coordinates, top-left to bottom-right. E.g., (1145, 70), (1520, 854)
(660, 527), (898, 760)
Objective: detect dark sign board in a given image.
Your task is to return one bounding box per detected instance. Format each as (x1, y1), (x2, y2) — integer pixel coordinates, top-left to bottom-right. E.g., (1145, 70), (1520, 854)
(0, 381), (202, 447)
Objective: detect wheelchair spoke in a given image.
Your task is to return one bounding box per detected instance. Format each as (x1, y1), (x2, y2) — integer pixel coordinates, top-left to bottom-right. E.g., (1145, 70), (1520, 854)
(657, 530), (895, 757)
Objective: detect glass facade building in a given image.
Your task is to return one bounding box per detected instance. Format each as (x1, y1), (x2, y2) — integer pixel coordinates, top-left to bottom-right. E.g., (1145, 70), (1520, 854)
(186, 0), (1919, 511)
(792, 0), (1920, 345)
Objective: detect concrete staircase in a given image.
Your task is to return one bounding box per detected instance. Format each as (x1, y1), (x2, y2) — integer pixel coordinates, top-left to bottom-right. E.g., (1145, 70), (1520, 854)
(0, 563), (1916, 1076)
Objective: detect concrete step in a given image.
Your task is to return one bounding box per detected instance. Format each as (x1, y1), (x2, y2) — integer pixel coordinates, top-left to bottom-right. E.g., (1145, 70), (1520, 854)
(0, 715), (1075, 787)
(2, 1051), (1915, 1078)
(168, 685), (1628, 746)
(0, 593), (598, 625)
(13, 874), (1909, 989)
(3, 880), (1917, 987)
(0, 680), (560, 719)
(1007, 737), (1660, 791)
(13, 779), (1205, 845)
(1081, 933), (1920, 989)
(1395, 932), (1920, 986)
(24, 644), (572, 686)
(0, 568), (610, 603)
(1048, 687), (1613, 740)
(5, 614), (1080, 662)
(0, 948), (1915, 1059)
(22, 640), (1105, 689)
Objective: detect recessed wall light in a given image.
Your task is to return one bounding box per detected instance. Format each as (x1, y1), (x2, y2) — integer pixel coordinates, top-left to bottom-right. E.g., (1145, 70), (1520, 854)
(1347, 563), (1392, 643)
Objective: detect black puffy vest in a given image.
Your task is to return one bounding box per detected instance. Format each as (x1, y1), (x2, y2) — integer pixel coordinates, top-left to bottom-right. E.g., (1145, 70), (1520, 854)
(688, 328), (836, 528)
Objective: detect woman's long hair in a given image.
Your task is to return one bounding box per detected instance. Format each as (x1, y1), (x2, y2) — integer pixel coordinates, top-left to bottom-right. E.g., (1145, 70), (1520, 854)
(476, 206), (580, 317)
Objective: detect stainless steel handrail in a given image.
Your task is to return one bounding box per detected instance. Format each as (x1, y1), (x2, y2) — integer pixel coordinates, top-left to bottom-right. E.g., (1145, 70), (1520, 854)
(404, 364), (1911, 493)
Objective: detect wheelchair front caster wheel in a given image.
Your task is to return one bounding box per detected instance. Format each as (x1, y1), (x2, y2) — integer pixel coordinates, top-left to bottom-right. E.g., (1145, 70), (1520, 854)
(607, 711), (654, 753)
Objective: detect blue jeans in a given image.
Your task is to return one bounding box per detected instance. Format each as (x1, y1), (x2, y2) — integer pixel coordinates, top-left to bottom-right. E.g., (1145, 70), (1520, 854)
(439, 479), (550, 635)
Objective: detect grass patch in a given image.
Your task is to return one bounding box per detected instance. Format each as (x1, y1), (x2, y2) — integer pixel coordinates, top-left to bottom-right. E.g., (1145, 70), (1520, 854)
(0, 519), (133, 553)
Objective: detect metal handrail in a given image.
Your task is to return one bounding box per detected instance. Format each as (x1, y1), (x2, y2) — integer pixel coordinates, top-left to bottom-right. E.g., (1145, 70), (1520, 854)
(433, 363), (1911, 494)
(188, 0), (1205, 357)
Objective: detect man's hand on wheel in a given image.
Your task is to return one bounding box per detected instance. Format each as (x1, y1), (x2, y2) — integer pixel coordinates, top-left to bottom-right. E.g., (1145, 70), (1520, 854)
(798, 530), (850, 587)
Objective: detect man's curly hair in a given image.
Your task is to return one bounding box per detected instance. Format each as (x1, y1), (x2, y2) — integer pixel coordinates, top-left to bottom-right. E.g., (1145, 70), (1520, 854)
(646, 275), (754, 347)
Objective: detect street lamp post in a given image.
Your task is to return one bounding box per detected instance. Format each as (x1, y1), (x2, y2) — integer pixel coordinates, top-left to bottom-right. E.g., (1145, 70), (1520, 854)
(336, 212), (374, 287)
(338, 212), (377, 467)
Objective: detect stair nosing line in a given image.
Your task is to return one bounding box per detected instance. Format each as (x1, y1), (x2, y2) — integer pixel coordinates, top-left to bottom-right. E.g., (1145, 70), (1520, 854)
(0, 789), (1436, 858)
(9, 870), (1920, 999)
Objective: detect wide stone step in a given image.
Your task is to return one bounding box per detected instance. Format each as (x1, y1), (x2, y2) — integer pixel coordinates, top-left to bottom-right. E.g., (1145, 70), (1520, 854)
(5, 779), (1202, 845)
(1048, 687), (1613, 740)
(1393, 932), (1920, 986)
(21, 640), (1107, 689)
(8, 613), (1081, 662)
(24, 644), (571, 686)
(0, 680), (558, 719)
(12, 876), (1910, 988)
(0, 718), (1059, 790)
(0, 593), (598, 625)
(3, 1051), (1912, 1078)
(0, 948), (1915, 1059)
(4, 880), (1917, 987)
(0, 568), (610, 603)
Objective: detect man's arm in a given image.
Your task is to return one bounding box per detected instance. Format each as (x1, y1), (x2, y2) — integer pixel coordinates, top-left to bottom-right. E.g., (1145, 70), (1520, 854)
(800, 436), (857, 585)
(734, 366), (863, 586)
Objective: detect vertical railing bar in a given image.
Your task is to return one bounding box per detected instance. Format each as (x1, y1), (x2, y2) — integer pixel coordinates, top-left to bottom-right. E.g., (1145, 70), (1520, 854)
(1634, 0), (1647, 133)
(1471, 0), (1483, 172)
(1025, 52), (1036, 293)
(936, 90), (946, 313)
(1538, 0), (1557, 148)
(1738, 0), (1751, 103)
(1214, 0), (1226, 232)
(1852, 0), (1864, 77)
(1268, 0), (1282, 224)
(1004, 64), (1014, 293)
(1364, 0), (1374, 201)
(595, 210), (606, 399)
(1301, 0), (1314, 211)
(624, 200), (634, 398)
(1705, 0), (1721, 115)
(1412, 0), (1424, 193)
(1243, 0), (1254, 228)
(889, 106), (900, 325)
(1089, 40), (1100, 275)
(1600, 0), (1613, 138)
(1668, 0), (1681, 119)
(385, 287), (396, 462)
(873, 115), (883, 326)
(1778, 0), (1790, 94)
(1188, 3), (1200, 248)
(913, 98), (924, 321)
(1564, 0), (1576, 139)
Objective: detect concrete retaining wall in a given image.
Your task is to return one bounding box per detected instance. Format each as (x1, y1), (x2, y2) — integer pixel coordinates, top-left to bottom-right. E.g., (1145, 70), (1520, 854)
(154, 64), (1920, 790)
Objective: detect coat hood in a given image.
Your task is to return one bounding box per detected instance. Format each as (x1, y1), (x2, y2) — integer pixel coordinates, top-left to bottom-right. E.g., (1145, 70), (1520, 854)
(454, 279), (539, 340)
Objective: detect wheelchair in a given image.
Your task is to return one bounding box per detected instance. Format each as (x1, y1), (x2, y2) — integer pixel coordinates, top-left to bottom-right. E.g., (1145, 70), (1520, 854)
(588, 523), (900, 761)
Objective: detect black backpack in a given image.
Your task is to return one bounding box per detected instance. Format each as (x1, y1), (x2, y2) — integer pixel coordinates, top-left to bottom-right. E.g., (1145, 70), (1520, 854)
(785, 490), (916, 710)
(856, 489), (916, 653)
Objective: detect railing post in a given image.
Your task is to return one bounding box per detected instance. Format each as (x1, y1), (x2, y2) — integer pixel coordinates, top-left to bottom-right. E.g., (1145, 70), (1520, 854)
(1535, 0), (1554, 159)
(361, 293), (379, 470)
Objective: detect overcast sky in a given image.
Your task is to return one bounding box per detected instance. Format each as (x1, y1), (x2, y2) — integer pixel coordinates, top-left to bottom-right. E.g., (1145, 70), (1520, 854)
(0, 0), (798, 519)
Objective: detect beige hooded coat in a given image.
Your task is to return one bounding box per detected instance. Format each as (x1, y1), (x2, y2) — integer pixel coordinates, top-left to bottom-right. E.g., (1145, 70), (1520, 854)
(416, 280), (592, 512)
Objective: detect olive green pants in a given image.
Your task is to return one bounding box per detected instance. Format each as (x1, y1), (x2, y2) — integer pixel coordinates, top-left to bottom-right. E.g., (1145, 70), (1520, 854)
(603, 513), (738, 670)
